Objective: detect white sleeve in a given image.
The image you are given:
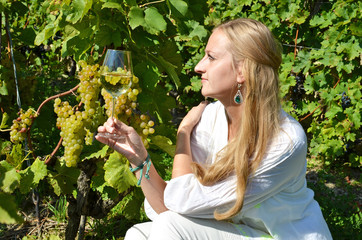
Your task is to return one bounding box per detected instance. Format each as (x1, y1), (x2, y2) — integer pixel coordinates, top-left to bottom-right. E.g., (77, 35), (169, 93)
(164, 173), (237, 218)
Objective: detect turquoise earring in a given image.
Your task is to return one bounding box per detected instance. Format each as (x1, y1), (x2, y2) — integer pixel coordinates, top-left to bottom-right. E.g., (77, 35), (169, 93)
(234, 84), (243, 104)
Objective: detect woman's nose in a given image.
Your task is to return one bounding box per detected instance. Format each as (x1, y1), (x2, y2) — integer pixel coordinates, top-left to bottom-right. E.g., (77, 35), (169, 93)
(194, 57), (206, 74)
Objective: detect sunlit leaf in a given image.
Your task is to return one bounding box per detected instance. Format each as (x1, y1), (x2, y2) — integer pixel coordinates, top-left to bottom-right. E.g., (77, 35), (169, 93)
(144, 7), (167, 33)
(0, 161), (20, 193)
(104, 151), (137, 193)
(0, 193), (23, 224)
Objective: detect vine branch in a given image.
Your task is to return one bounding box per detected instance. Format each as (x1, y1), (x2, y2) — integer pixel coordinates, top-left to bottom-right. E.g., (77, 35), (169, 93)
(139, 0), (165, 8)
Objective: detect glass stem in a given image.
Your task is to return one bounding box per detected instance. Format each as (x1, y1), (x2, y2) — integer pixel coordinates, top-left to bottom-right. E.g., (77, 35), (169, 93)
(111, 97), (115, 119)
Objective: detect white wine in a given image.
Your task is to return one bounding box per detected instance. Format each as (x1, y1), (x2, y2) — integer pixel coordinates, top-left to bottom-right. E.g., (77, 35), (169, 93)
(100, 72), (132, 98)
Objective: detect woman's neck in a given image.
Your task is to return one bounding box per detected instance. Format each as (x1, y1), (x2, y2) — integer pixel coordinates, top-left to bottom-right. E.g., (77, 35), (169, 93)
(224, 104), (243, 141)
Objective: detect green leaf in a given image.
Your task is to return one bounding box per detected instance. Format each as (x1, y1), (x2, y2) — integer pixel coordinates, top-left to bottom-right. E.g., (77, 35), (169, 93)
(66, 0), (93, 24)
(102, 2), (123, 11)
(120, 188), (144, 220)
(0, 192), (23, 224)
(128, 6), (145, 30)
(104, 151), (137, 193)
(325, 103), (342, 119)
(345, 108), (361, 129)
(184, 76), (202, 92)
(19, 158), (47, 194)
(135, 61), (160, 91)
(0, 112), (9, 129)
(154, 55), (181, 89)
(63, 25), (80, 43)
(169, 0), (188, 17)
(34, 23), (56, 45)
(7, 144), (24, 169)
(0, 80), (8, 95)
(144, 7), (167, 33)
(138, 84), (176, 123)
(81, 144), (109, 160)
(186, 20), (208, 40)
(48, 160), (79, 196)
(0, 161), (20, 193)
(150, 135), (175, 157)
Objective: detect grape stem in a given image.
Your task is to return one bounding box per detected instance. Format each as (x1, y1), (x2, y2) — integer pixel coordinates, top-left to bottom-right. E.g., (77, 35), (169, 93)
(36, 84), (79, 115)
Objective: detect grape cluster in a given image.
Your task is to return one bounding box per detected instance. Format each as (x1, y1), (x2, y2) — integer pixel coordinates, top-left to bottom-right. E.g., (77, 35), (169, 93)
(341, 91), (351, 110)
(53, 61), (103, 167)
(135, 114), (155, 148)
(289, 73), (306, 109)
(10, 108), (38, 144)
(54, 99), (85, 167)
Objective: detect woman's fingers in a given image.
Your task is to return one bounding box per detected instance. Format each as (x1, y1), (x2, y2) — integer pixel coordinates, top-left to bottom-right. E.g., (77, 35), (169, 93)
(177, 101), (208, 133)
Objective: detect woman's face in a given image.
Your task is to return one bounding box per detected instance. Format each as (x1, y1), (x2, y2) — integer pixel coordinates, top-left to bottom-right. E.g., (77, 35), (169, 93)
(195, 29), (242, 102)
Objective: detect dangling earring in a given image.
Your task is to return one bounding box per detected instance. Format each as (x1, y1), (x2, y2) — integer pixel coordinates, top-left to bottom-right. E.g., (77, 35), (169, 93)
(234, 83), (243, 104)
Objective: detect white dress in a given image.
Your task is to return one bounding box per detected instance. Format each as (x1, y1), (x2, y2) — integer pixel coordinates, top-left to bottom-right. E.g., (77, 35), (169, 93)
(145, 101), (332, 240)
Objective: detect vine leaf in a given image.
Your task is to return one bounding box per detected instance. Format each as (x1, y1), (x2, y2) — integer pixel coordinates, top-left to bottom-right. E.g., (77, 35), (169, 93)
(0, 112), (9, 129)
(19, 158), (47, 194)
(0, 161), (20, 193)
(144, 7), (167, 33)
(104, 151), (137, 193)
(169, 0), (188, 17)
(48, 161), (80, 196)
(0, 81), (8, 95)
(0, 192), (23, 224)
(128, 6), (146, 30)
(66, 0), (93, 24)
(150, 135), (175, 157)
(102, 2), (124, 12)
(81, 143), (108, 160)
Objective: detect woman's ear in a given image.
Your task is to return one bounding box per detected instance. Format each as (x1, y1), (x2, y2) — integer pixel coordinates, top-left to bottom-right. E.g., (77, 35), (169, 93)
(236, 64), (245, 84)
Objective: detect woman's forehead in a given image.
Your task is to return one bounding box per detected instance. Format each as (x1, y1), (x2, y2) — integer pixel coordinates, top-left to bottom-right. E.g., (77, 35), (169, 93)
(206, 30), (230, 54)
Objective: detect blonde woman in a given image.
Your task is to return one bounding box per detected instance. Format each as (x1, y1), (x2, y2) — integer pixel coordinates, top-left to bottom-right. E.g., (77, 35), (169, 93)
(96, 18), (332, 240)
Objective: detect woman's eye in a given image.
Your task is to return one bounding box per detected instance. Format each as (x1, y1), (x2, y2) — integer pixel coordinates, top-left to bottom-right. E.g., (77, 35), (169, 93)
(207, 54), (215, 60)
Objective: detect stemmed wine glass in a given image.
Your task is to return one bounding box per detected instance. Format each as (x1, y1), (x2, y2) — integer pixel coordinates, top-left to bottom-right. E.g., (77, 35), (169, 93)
(97, 49), (133, 139)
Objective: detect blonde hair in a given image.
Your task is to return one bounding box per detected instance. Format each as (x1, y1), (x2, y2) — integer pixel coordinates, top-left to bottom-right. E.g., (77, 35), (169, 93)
(192, 18), (282, 220)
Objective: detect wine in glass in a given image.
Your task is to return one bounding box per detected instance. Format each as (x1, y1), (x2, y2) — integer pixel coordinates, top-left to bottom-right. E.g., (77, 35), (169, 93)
(98, 49), (133, 140)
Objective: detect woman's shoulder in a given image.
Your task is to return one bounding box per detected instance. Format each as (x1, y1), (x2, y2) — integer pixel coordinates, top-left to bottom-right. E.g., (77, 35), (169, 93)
(203, 100), (224, 114)
(196, 100), (225, 127)
(279, 110), (307, 145)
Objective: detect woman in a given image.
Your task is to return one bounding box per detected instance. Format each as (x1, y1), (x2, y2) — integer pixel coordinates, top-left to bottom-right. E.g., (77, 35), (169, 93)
(96, 18), (332, 240)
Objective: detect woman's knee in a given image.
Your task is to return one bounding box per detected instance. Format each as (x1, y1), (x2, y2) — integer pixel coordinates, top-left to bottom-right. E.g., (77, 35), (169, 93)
(124, 222), (152, 240)
(148, 211), (185, 239)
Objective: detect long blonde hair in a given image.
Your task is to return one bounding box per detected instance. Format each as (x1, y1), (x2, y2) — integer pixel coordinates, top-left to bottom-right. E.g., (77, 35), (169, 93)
(192, 18), (282, 220)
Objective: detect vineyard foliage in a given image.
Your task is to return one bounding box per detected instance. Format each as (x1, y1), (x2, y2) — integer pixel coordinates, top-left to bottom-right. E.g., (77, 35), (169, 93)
(0, 0), (360, 230)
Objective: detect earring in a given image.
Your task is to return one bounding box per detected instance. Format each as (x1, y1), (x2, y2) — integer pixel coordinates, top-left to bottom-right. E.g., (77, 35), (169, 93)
(234, 84), (243, 104)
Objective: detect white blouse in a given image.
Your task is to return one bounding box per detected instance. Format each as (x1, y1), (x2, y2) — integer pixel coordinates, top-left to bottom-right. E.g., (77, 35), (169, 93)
(145, 101), (332, 240)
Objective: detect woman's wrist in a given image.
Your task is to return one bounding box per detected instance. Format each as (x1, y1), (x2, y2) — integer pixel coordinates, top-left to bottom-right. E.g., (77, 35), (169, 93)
(130, 152), (152, 185)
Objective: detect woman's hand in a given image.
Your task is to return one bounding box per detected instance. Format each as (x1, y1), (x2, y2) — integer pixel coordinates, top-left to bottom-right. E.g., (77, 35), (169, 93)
(177, 101), (208, 134)
(95, 118), (148, 166)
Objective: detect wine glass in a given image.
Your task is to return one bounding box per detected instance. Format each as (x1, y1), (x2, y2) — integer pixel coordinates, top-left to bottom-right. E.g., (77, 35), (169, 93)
(98, 49), (133, 140)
